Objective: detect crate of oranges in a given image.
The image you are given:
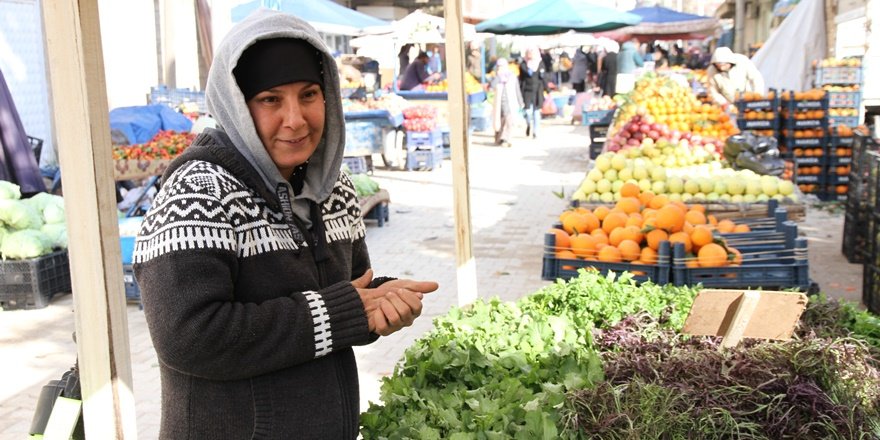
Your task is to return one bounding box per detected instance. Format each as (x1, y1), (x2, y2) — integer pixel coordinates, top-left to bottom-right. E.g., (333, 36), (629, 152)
(671, 235), (809, 290)
(544, 183), (767, 284)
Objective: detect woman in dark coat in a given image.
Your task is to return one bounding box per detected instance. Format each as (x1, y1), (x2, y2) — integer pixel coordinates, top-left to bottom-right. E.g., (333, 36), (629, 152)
(600, 48), (618, 98)
(519, 47), (548, 138)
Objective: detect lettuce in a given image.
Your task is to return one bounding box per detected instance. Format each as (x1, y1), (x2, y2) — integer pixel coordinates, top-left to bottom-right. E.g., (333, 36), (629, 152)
(0, 229), (50, 259)
(42, 198), (65, 224)
(41, 223), (68, 249)
(0, 181), (21, 200)
(0, 199), (44, 230)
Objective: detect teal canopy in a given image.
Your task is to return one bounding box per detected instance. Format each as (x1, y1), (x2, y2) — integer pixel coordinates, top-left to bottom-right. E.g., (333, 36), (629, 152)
(475, 0), (642, 36)
(231, 0), (388, 36)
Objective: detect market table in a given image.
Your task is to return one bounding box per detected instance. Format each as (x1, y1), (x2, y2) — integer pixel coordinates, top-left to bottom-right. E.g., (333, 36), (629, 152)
(343, 109), (405, 171)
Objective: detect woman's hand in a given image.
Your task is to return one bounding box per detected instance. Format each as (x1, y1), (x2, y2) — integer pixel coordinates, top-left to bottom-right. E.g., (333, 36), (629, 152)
(352, 269), (439, 336)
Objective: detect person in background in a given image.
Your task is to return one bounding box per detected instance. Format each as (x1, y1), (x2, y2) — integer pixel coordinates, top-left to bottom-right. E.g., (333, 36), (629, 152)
(519, 46), (548, 138)
(399, 51), (441, 91)
(426, 44), (443, 74)
(616, 38), (644, 94)
(570, 46), (589, 93)
(653, 46), (670, 69)
(586, 46), (599, 88)
(669, 44), (685, 67)
(466, 41), (483, 81)
(706, 46), (765, 107)
(491, 58), (523, 148)
(133, 9), (438, 438)
(601, 44), (619, 97)
(398, 43), (413, 75)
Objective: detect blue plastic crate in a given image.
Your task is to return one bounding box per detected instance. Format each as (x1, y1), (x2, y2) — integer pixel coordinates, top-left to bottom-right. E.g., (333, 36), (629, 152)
(470, 115), (492, 133)
(816, 66), (863, 85)
(581, 109), (614, 126)
(405, 129), (444, 149)
(406, 145), (443, 171)
(736, 97), (779, 111)
(342, 156), (370, 175)
(737, 118), (780, 130)
(542, 233), (670, 284)
(118, 217), (144, 265)
(828, 116), (859, 127)
(783, 118), (828, 130)
(671, 238), (809, 290)
(781, 136), (827, 148)
(345, 121), (383, 155)
(828, 91), (861, 108)
(720, 221), (798, 254)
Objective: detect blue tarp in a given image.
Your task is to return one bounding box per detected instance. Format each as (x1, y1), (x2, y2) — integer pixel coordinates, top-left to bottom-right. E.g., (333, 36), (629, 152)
(232, 0), (387, 35)
(628, 6), (712, 23)
(109, 105), (193, 145)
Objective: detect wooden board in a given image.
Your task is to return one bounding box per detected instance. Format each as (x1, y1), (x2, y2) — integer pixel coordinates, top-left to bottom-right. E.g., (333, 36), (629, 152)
(113, 158), (173, 181)
(683, 289), (808, 343)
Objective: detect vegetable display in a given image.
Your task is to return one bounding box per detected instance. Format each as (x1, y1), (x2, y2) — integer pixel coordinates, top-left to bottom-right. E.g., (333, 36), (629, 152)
(360, 270), (880, 439)
(112, 130), (195, 161)
(0, 182), (67, 260)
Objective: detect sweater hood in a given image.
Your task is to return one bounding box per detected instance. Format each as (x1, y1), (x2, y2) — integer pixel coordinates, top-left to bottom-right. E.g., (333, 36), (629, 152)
(205, 8), (344, 225)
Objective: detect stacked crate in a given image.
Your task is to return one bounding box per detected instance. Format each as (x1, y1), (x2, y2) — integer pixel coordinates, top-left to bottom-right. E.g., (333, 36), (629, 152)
(735, 90), (780, 139)
(862, 149), (880, 313)
(842, 134), (879, 264)
(779, 91), (829, 197)
(816, 59), (862, 200)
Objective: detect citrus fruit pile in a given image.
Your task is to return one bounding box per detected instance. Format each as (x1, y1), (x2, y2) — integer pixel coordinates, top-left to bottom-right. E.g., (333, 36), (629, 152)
(553, 183), (746, 268)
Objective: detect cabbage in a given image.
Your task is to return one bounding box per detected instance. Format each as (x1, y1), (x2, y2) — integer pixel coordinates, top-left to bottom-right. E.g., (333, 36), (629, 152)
(0, 225), (7, 248)
(41, 223), (68, 249)
(0, 229), (50, 259)
(22, 192), (60, 213)
(42, 198), (66, 224)
(0, 199), (43, 230)
(0, 181), (21, 200)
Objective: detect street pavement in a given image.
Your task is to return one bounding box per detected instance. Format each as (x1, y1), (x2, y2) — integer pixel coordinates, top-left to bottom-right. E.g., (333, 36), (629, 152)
(0, 118), (863, 439)
(0, 119), (589, 439)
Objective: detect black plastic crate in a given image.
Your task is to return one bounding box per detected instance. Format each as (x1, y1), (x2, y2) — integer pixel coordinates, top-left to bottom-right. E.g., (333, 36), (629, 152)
(122, 264), (142, 309)
(842, 210), (869, 264)
(541, 233), (671, 284)
(781, 136), (827, 148)
(405, 145), (443, 171)
(781, 94), (829, 112)
(0, 250), (71, 310)
(737, 118), (779, 130)
(671, 238), (810, 290)
(863, 265), (880, 315)
(867, 151), (880, 212)
(735, 92), (780, 111)
(868, 212), (880, 268)
(783, 118), (828, 130)
(851, 132), (880, 177)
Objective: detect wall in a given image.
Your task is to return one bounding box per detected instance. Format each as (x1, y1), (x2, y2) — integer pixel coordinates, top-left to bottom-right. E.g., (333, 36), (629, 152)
(98, 0), (159, 109)
(0, 0), (54, 167)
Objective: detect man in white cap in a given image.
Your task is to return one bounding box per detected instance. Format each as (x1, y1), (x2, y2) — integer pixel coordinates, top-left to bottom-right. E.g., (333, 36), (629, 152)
(706, 46), (765, 107)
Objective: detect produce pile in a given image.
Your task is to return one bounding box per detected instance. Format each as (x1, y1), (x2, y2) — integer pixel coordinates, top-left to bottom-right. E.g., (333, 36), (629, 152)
(555, 183), (751, 267)
(402, 105), (439, 132)
(360, 270), (880, 438)
(423, 73), (483, 95)
(349, 173), (381, 198)
(341, 93), (409, 115)
(0, 182), (67, 260)
(112, 130), (195, 161)
(610, 73), (737, 142)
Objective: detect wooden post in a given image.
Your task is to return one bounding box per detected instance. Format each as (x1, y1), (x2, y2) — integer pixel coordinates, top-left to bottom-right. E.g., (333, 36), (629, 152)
(41, 1), (138, 438)
(444, 0), (479, 306)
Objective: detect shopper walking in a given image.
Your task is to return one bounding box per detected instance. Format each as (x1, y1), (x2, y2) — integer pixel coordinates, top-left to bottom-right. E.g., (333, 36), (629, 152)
(616, 38), (644, 94)
(133, 9), (438, 439)
(492, 58), (523, 147)
(519, 47), (548, 138)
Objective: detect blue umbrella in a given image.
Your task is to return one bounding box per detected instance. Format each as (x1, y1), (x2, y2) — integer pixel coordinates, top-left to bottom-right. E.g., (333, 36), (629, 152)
(475, 0), (642, 35)
(232, 0), (388, 36)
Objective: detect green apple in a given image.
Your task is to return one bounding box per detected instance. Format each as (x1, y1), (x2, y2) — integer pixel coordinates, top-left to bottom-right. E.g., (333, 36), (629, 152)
(638, 179), (653, 192)
(652, 180), (667, 194)
(651, 166), (667, 181)
(778, 180), (794, 196)
(572, 190), (587, 201)
(694, 192), (706, 201)
(667, 177), (684, 194)
(720, 194), (732, 202)
(745, 180), (762, 197)
(595, 155), (612, 172)
(714, 181), (727, 195)
(727, 179), (745, 196)
(743, 194), (757, 203)
(597, 179), (612, 194)
(604, 169), (618, 182)
(612, 180), (625, 193)
(618, 167), (634, 181)
(706, 192), (720, 201)
(611, 154), (628, 171)
(684, 180), (701, 195)
(588, 193), (601, 202)
(600, 192), (615, 203)
(756, 194), (770, 202)
(580, 179), (597, 194)
(633, 166), (649, 180)
(668, 193), (682, 202)
(761, 179), (778, 196)
(699, 178), (714, 194)
(681, 193), (693, 202)
(588, 168), (604, 182)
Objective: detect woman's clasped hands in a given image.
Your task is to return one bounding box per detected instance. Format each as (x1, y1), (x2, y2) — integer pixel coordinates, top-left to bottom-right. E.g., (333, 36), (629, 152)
(352, 269), (439, 336)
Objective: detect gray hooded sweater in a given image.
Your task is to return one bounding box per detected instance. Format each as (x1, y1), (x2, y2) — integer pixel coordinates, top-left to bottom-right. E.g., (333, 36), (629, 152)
(133, 9), (373, 439)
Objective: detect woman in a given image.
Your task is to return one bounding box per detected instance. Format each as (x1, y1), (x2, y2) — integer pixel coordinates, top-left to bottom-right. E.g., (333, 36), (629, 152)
(133, 10), (438, 439)
(519, 47), (548, 138)
(491, 58), (523, 147)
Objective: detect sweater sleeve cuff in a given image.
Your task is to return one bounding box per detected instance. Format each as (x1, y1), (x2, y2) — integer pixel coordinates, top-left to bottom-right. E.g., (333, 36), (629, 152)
(300, 281), (371, 358)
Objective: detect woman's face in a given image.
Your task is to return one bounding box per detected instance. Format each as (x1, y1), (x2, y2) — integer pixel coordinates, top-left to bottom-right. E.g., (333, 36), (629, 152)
(247, 81), (325, 179)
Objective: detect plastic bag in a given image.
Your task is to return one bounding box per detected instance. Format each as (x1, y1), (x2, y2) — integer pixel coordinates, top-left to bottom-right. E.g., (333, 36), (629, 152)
(724, 133), (785, 176)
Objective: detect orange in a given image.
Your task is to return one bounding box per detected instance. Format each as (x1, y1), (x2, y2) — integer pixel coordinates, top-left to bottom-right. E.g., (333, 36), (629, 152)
(602, 212), (629, 235)
(645, 229), (668, 251)
(549, 228), (571, 250)
(618, 239), (641, 262)
(669, 231), (693, 254)
(562, 213), (590, 235)
(729, 247), (743, 265)
(623, 225), (644, 244)
(686, 259), (700, 268)
(616, 197), (641, 215)
(640, 246), (658, 264)
(581, 212), (600, 233)
(557, 249), (578, 270)
(684, 210), (707, 225)
(690, 225), (714, 249)
(716, 219), (736, 234)
(656, 205), (686, 233)
(638, 190), (655, 208)
(608, 227), (627, 247)
(733, 224), (751, 233)
(648, 194), (669, 210)
(620, 182), (641, 198)
(626, 215), (644, 228)
(591, 229), (609, 246)
(698, 243), (728, 267)
(682, 221), (694, 235)
(593, 206), (611, 221)
(598, 245), (623, 263)
(570, 233), (597, 259)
